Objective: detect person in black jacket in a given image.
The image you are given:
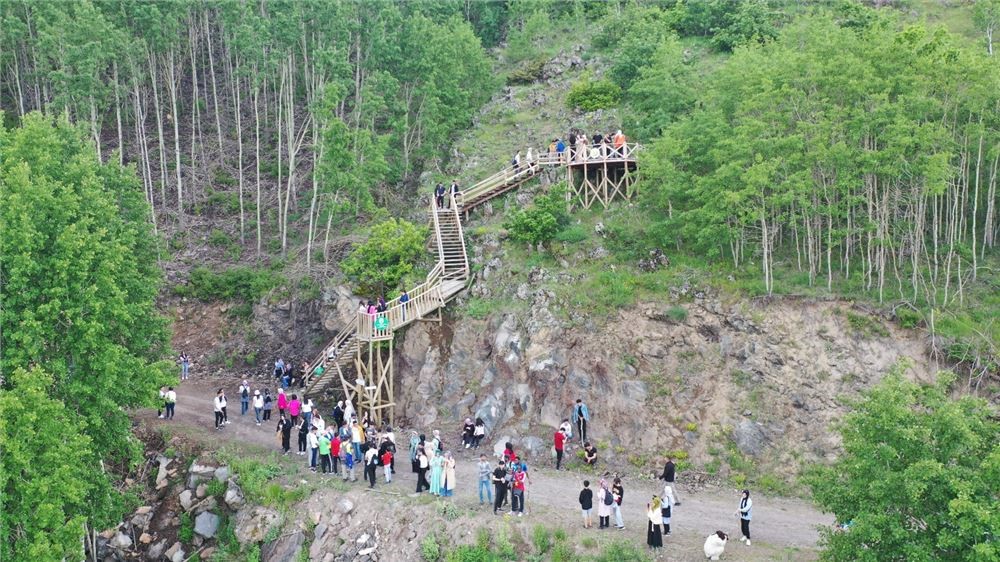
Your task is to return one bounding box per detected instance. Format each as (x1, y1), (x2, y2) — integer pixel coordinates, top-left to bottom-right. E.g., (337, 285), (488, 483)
(492, 460), (508, 515)
(435, 183), (446, 208)
(579, 480), (594, 529)
(659, 457), (681, 505)
(276, 414), (292, 455)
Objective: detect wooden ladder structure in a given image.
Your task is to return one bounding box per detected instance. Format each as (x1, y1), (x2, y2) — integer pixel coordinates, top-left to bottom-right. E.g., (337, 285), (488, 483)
(303, 143), (639, 424)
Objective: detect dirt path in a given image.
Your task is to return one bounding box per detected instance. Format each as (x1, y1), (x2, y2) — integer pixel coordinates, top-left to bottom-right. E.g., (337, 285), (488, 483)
(143, 380), (833, 561)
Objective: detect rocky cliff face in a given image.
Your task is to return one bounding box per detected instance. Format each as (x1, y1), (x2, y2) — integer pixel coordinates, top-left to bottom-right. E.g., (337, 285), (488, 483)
(388, 280), (935, 474)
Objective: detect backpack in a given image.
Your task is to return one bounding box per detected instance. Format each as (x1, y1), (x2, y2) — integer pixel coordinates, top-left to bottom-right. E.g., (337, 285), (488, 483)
(603, 488), (614, 506)
(241, 386), (249, 399)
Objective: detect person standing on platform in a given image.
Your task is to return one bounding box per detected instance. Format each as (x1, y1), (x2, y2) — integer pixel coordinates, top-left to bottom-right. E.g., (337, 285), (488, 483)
(435, 182), (446, 208)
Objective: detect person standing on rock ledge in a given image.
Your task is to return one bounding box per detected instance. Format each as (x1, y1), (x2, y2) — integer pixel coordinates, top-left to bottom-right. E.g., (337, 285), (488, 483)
(572, 399), (590, 444)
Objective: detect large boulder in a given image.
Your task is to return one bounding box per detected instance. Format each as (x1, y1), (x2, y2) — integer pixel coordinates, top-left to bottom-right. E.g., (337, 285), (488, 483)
(235, 506), (282, 544)
(164, 542), (184, 562)
(194, 512), (220, 539)
(732, 420), (769, 457)
(179, 490), (194, 511)
(109, 531), (132, 550)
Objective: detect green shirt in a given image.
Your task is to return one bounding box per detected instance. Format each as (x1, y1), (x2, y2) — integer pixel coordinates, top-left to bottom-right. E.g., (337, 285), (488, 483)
(319, 435), (331, 455)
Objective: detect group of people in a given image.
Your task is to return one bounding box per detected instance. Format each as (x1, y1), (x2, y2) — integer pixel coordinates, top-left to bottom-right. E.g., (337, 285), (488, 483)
(578, 474), (627, 530)
(547, 129), (628, 163)
(272, 357), (309, 389)
(434, 180), (461, 209)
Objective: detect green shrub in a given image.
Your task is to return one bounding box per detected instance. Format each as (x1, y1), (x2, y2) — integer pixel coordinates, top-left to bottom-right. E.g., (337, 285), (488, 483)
(567, 74), (622, 111)
(494, 525), (515, 560)
(507, 58), (547, 85)
(208, 228), (233, 247)
(550, 542), (573, 562)
(342, 218), (428, 295)
(592, 540), (651, 562)
(174, 266), (282, 303)
(581, 537), (597, 549)
(555, 224), (588, 244)
(665, 305), (688, 322)
(421, 533), (441, 561)
(205, 479), (226, 498)
(552, 528), (567, 542)
(531, 525), (551, 554)
(896, 307), (922, 329)
(179, 512), (194, 544)
(504, 208), (559, 248)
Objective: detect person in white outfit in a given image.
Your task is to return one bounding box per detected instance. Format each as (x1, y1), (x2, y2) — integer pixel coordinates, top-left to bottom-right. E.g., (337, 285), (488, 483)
(704, 531), (728, 560)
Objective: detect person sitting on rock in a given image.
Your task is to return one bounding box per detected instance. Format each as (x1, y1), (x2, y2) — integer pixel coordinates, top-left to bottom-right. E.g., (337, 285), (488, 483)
(583, 442), (598, 466)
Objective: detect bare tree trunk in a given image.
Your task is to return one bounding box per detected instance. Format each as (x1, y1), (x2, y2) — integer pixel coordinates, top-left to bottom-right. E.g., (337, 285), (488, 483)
(234, 63), (245, 244)
(166, 49), (184, 218)
(253, 65), (262, 257)
(112, 62), (124, 165)
(204, 11), (224, 153)
(148, 47), (168, 205)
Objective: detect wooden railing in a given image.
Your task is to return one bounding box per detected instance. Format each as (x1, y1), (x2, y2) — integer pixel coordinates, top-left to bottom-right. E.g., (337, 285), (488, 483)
(356, 261), (444, 341)
(456, 142), (639, 211)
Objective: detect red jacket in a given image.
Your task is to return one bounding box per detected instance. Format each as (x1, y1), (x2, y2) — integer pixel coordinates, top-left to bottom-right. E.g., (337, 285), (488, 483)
(554, 430), (565, 451)
(331, 436), (341, 455)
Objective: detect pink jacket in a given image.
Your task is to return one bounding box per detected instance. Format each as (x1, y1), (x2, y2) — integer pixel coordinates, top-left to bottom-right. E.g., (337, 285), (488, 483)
(289, 399), (301, 416)
(277, 393), (288, 410)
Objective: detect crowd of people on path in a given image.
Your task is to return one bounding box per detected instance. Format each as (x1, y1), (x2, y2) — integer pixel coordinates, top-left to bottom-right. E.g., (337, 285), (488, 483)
(162, 360), (756, 560)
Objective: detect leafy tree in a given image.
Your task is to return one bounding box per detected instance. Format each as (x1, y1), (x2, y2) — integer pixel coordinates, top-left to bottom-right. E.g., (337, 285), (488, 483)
(566, 73), (622, 112)
(626, 35), (694, 139)
(806, 370), (1000, 561)
(0, 367), (99, 561)
(503, 189), (566, 249)
(710, 0), (779, 51)
(973, 0), (1000, 56)
(0, 113), (171, 551)
(341, 218), (428, 295)
(596, 5), (680, 90)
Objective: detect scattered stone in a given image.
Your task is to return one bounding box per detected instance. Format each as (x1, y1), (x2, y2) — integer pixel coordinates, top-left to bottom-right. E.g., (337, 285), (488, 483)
(179, 490), (194, 511)
(357, 533), (370, 544)
(201, 547), (216, 560)
(192, 496), (217, 515)
(262, 530), (304, 562)
(234, 506), (282, 544)
(337, 498), (355, 516)
(164, 542), (184, 562)
(139, 533), (153, 545)
(224, 481), (246, 510)
(109, 531), (132, 550)
(214, 466), (230, 482)
(194, 512), (220, 538)
(195, 483), (207, 498)
(791, 393), (808, 410)
(146, 540), (167, 561)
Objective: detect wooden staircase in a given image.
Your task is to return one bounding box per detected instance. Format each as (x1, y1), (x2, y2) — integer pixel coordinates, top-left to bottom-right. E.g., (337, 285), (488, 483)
(303, 143), (639, 423)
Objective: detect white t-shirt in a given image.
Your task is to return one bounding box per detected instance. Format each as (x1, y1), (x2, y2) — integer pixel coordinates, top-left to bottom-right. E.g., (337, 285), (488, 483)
(306, 432), (319, 449)
(253, 395), (264, 408)
(166, 390), (176, 403)
(302, 400), (313, 414)
(214, 396), (226, 412)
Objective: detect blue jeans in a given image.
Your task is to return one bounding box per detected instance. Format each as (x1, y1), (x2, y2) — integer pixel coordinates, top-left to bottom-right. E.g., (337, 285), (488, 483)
(303, 412), (312, 429)
(353, 442), (362, 461)
(310, 448), (318, 468)
(241, 399), (249, 415)
(254, 407), (262, 423)
(181, 363), (189, 379)
(613, 503), (624, 528)
(478, 478), (493, 504)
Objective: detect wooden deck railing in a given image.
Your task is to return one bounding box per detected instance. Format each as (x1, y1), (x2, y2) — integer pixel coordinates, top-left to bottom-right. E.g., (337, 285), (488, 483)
(356, 261), (444, 341)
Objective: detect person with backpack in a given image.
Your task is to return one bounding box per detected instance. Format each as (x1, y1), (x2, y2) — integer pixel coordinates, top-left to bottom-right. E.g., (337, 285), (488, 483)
(735, 489), (752, 546)
(579, 480), (594, 529)
(252, 390), (264, 425)
(213, 389), (227, 430)
(262, 389), (273, 421)
(553, 427), (566, 470)
(342, 447), (356, 482)
(435, 182), (446, 209)
(571, 399), (590, 443)
(661, 483), (676, 536)
(491, 460), (508, 515)
(598, 481), (614, 528)
(238, 380), (251, 415)
(510, 465), (527, 517)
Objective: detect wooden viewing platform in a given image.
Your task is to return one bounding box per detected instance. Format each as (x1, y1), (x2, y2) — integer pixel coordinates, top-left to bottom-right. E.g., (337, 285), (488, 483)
(304, 141), (640, 424)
